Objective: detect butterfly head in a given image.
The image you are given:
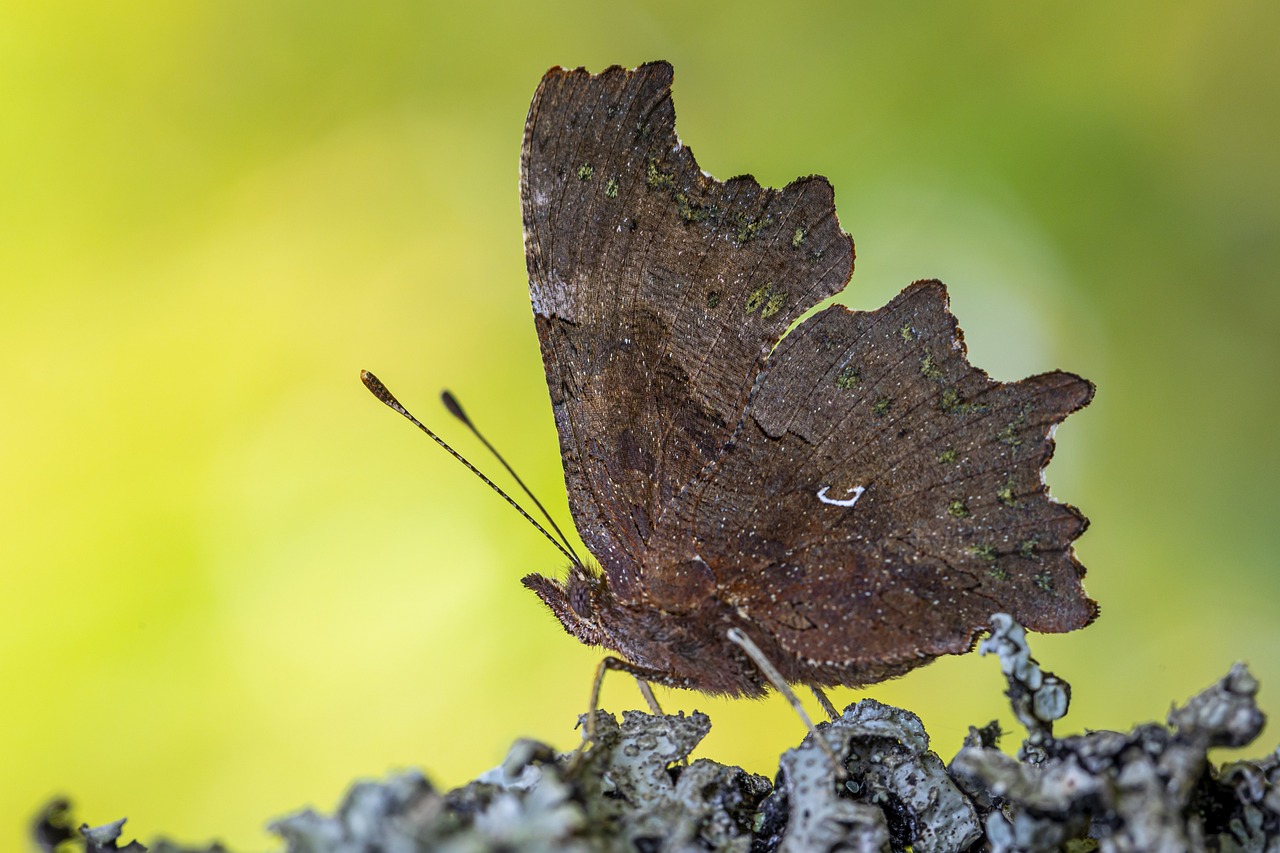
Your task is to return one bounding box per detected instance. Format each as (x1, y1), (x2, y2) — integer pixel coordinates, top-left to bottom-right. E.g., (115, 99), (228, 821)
(521, 564), (612, 647)
(520, 560), (778, 697)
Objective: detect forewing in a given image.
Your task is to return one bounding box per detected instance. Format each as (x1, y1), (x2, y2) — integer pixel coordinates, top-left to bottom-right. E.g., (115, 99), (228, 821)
(672, 281), (1095, 681)
(521, 62), (853, 598)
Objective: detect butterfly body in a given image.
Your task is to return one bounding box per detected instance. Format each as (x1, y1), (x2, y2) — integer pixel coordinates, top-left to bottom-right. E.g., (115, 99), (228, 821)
(519, 62), (1095, 697)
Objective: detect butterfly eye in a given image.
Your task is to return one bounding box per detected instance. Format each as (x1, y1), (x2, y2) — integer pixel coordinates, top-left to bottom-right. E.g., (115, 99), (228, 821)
(568, 575), (593, 618)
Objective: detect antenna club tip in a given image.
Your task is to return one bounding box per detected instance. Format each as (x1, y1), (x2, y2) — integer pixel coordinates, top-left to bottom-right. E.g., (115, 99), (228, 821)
(360, 369), (401, 411)
(441, 390), (467, 422)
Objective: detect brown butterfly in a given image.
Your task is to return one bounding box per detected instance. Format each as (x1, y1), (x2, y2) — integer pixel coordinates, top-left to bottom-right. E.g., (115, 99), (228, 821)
(364, 61), (1094, 722)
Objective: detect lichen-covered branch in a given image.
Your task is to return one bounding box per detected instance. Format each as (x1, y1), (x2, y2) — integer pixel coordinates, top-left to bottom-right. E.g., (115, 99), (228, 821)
(37, 615), (1280, 852)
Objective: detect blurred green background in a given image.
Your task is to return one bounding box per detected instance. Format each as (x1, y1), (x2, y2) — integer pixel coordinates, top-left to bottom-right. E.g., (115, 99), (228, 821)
(3, 1), (1278, 849)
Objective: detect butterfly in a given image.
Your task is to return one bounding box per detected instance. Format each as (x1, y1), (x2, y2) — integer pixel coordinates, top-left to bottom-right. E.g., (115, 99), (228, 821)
(513, 61), (1095, 702)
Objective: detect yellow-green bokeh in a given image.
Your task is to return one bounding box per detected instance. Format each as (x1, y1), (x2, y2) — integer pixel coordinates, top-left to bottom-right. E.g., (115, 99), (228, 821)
(4, 2), (1278, 849)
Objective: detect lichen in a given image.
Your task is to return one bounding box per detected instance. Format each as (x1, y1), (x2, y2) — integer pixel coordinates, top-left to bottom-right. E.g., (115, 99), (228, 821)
(45, 631), (1280, 853)
(760, 700), (981, 852)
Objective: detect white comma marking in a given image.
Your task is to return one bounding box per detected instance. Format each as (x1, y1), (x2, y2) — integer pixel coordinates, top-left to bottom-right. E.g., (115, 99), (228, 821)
(817, 485), (866, 507)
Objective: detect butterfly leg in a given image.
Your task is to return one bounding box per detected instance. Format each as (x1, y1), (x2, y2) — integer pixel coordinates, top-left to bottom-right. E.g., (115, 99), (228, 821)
(633, 677), (689, 766)
(570, 656), (677, 774)
(811, 686), (841, 721)
(635, 678), (700, 768)
(726, 627), (844, 771)
(635, 677), (664, 715)
(585, 656), (637, 739)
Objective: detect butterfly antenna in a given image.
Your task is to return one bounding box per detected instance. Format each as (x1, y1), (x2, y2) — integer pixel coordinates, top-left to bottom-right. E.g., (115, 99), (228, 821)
(361, 370), (581, 567)
(440, 389), (583, 567)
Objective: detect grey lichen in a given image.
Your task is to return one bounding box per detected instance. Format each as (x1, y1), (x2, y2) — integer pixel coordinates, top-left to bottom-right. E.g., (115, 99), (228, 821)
(569, 709), (770, 852)
(757, 699), (981, 852)
(266, 711), (769, 853)
(978, 612), (1071, 763)
(39, 619), (1280, 853)
(955, 621), (1275, 852)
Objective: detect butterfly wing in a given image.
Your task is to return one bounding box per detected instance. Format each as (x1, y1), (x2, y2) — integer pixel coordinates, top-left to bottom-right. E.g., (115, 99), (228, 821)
(521, 62), (853, 598)
(664, 280), (1095, 684)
